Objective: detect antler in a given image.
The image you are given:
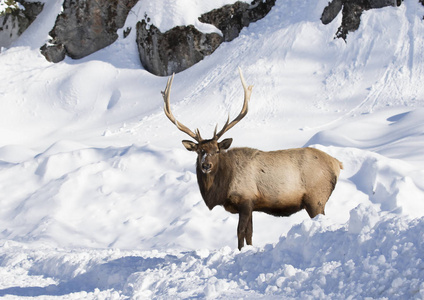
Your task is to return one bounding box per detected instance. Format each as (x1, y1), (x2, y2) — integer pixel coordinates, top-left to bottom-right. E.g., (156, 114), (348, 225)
(214, 67), (254, 140)
(162, 74), (203, 142)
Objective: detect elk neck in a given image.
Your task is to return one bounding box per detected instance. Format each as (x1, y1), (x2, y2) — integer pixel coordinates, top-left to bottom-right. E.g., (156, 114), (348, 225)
(195, 152), (232, 210)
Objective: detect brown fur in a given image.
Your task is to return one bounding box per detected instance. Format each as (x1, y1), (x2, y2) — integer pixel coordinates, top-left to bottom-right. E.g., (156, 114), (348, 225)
(186, 139), (343, 250)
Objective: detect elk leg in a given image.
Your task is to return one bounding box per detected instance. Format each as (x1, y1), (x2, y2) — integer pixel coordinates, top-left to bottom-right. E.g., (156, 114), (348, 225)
(237, 202), (253, 250)
(246, 213), (253, 246)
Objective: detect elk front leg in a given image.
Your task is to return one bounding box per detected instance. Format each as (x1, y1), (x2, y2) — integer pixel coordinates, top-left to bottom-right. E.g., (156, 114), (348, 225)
(237, 202), (253, 250)
(246, 213), (253, 246)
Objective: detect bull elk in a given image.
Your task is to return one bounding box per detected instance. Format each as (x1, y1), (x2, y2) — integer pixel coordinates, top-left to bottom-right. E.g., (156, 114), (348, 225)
(162, 68), (343, 250)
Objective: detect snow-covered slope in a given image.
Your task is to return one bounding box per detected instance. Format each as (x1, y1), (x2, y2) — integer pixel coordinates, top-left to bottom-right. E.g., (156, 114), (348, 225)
(0, 0), (424, 298)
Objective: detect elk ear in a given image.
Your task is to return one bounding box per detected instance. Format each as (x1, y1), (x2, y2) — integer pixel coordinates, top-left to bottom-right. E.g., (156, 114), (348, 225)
(182, 140), (198, 152)
(219, 138), (233, 150)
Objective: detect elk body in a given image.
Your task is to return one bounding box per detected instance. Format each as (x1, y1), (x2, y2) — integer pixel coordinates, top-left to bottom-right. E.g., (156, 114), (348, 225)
(162, 69), (343, 250)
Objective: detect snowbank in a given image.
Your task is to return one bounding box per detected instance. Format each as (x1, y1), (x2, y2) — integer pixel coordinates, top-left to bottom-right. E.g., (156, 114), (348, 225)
(1, 212), (424, 299)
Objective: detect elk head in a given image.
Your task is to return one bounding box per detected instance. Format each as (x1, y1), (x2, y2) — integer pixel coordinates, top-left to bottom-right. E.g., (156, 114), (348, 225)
(162, 68), (253, 174)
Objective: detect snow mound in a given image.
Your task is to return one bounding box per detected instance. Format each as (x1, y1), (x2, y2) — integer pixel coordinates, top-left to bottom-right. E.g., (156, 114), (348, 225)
(1, 212), (424, 299)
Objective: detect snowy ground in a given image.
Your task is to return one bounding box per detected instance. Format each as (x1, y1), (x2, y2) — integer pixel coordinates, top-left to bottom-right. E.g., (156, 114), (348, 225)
(1, 0), (424, 298)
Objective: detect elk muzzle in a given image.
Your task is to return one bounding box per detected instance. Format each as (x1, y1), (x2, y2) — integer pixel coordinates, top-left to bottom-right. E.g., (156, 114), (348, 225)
(200, 153), (214, 174)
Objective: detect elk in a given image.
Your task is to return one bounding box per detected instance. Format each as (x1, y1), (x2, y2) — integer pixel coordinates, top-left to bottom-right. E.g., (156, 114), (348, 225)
(162, 68), (343, 250)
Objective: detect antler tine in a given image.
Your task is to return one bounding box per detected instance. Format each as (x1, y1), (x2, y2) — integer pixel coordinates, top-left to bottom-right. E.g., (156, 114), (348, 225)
(195, 128), (203, 141)
(215, 67), (254, 140)
(162, 74), (202, 142)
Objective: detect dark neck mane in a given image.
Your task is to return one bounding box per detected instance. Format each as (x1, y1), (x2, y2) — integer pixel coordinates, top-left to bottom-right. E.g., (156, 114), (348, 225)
(196, 155), (231, 210)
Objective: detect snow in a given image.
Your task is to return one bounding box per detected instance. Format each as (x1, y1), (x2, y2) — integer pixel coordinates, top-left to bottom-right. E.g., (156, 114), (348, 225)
(130, 0), (248, 34)
(0, 1), (25, 15)
(0, 0), (424, 298)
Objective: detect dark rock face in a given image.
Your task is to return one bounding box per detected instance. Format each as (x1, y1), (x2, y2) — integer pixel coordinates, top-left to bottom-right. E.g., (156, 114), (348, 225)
(199, 0), (276, 42)
(136, 20), (222, 76)
(335, 0), (371, 40)
(21, 1), (44, 21)
(321, 0), (343, 25)
(137, 0), (276, 76)
(321, 0), (400, 40)
(420, 0), (424, 19)
(0, 1), (44, 48)
(40, 0), (138, 63)
(39, 0), (276, 74)
(38, 0), (276, 74)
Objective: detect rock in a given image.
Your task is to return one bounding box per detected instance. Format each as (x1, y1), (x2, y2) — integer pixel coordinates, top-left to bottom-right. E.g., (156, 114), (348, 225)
(0, 1), (43, 48)
(21, 1), (44, 21)
(40, 43), (66, 63)
(136, 20), (222, 76)
(321, 0), (400, 40)
(321, 0), (343, 25)
(421, 0), (424, 19)
(369, 0), (399, 8)
(335, 0), (371, 40)
(199, 0), (276, 42)
(137, 0), (276, 76)
(40, 0), (138, 62)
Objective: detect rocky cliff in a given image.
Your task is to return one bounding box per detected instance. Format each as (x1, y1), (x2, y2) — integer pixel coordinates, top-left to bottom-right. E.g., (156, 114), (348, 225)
(2, 0), (411, 76)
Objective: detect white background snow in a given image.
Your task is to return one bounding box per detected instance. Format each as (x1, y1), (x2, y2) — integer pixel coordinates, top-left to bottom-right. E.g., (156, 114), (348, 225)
(1, 0), (424, 298)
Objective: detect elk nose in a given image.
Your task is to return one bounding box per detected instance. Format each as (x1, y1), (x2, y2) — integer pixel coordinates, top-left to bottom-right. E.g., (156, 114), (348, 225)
(202, 162), (212, 172)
